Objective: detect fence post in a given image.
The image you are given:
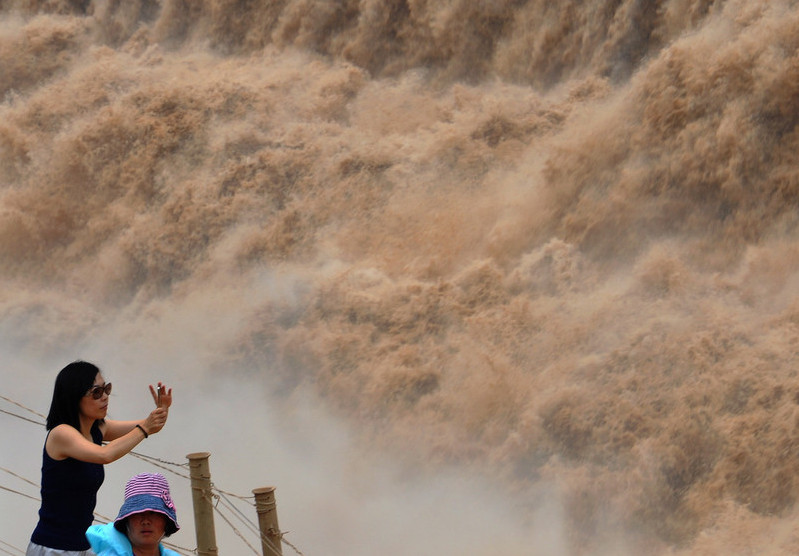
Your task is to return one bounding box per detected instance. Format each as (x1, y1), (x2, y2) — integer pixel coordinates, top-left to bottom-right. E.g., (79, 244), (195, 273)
(253, 486), (282, 555)
(187, 452), (219, 556)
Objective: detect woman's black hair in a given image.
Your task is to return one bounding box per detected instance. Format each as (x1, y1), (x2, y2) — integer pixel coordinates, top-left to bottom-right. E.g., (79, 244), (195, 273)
(45, 360), (101, 430)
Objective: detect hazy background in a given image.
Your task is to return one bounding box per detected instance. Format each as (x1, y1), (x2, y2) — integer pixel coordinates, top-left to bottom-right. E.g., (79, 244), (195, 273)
(3, 0), (799, 554)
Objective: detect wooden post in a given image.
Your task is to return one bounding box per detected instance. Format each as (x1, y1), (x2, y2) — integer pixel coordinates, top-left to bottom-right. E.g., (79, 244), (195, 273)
(253, 486), (282, 556)
(187, 452), (219, 556)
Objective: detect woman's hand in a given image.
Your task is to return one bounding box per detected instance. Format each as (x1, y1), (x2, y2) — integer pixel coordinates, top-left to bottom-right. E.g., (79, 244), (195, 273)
(149, 382), (173, 409)
(142, 407), (168, 435)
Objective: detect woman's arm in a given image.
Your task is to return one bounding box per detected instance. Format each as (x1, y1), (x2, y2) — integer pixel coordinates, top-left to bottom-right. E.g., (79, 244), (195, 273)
(46, 422), (151, 464)
(102, 418), (149, 441)
(102, 406), (168, 441)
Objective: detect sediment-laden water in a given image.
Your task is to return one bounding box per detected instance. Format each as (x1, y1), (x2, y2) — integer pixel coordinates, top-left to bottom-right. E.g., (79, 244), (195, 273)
(3, 1), (799, 554)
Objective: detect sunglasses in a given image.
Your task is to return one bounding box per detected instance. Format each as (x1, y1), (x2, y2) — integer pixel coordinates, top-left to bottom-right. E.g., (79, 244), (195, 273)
(86, 383), (112, 400)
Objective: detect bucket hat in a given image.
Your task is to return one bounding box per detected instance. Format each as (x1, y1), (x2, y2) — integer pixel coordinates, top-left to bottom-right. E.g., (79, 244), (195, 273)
(114, 473), (180, 536)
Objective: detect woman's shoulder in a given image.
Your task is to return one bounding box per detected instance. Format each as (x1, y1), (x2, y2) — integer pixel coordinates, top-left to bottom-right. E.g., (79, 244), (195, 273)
(45, 423), (78, 446)
(48, 422), (76, 434)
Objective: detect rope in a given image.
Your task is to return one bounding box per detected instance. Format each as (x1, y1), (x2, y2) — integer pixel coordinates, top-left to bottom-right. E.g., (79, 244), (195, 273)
(0, 395), (46, 419)
(161, 540), (197, 556)
(192, 481), (284, 555)
(199, 484), (293, 556)
(0, 466), (39, 488)
(129, 451), (192, 480)
(130, 451), (189, 470)
(213, 488), (305, 556)
(210, 480), (255, 501)
(215, 490), (260, 537)
(0, 408), (44, 426)
(210, 494), (262, 556)
(0, 484), (39, 502)
(281, 534), (306, 556)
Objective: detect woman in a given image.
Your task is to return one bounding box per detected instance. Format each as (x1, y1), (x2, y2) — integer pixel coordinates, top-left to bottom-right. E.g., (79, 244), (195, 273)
(86, 473), (180, 556)
(27, 361), (173, 556)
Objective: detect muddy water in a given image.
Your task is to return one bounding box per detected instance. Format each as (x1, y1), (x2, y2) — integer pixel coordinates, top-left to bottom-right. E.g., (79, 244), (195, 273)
(2, 1), (799, 554)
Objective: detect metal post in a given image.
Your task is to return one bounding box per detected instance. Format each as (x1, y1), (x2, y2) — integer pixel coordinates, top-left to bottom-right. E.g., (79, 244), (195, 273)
(253, 486), (282, 556)
(187, 452), (219, 556)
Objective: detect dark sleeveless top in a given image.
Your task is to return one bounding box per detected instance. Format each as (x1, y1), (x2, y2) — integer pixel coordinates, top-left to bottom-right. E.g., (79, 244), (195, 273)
(30, 422), (105, 550)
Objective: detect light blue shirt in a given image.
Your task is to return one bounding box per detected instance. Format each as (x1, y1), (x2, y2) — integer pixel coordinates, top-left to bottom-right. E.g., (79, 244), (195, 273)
(86, 522), (179, 556)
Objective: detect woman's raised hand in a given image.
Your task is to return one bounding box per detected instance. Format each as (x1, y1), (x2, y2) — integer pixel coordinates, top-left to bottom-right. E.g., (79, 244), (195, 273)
(149, 382), (173, 409)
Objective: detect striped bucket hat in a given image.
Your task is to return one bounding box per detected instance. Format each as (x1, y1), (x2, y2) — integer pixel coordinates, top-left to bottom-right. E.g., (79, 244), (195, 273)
(114, 473), (180, 536)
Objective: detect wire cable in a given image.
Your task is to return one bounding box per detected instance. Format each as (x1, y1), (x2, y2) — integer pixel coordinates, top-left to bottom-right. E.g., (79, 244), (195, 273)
(129, 451), (192, 480)
(280, 533), (306, 556)
(212, 486), (307, 555)
(217, 491), (306, 556)
(211, 496), (261, 556)
(0, 484), (39, 502)
(161, 539), (197, 556)
(0, 395), (46, 420)
(0, 466), (39, 488)
(214, 490), (259, 532)
(0, 408), (44, 426)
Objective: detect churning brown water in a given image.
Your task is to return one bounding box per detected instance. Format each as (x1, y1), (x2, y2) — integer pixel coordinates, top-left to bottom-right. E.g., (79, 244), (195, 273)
(2, 1), (799, 554)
